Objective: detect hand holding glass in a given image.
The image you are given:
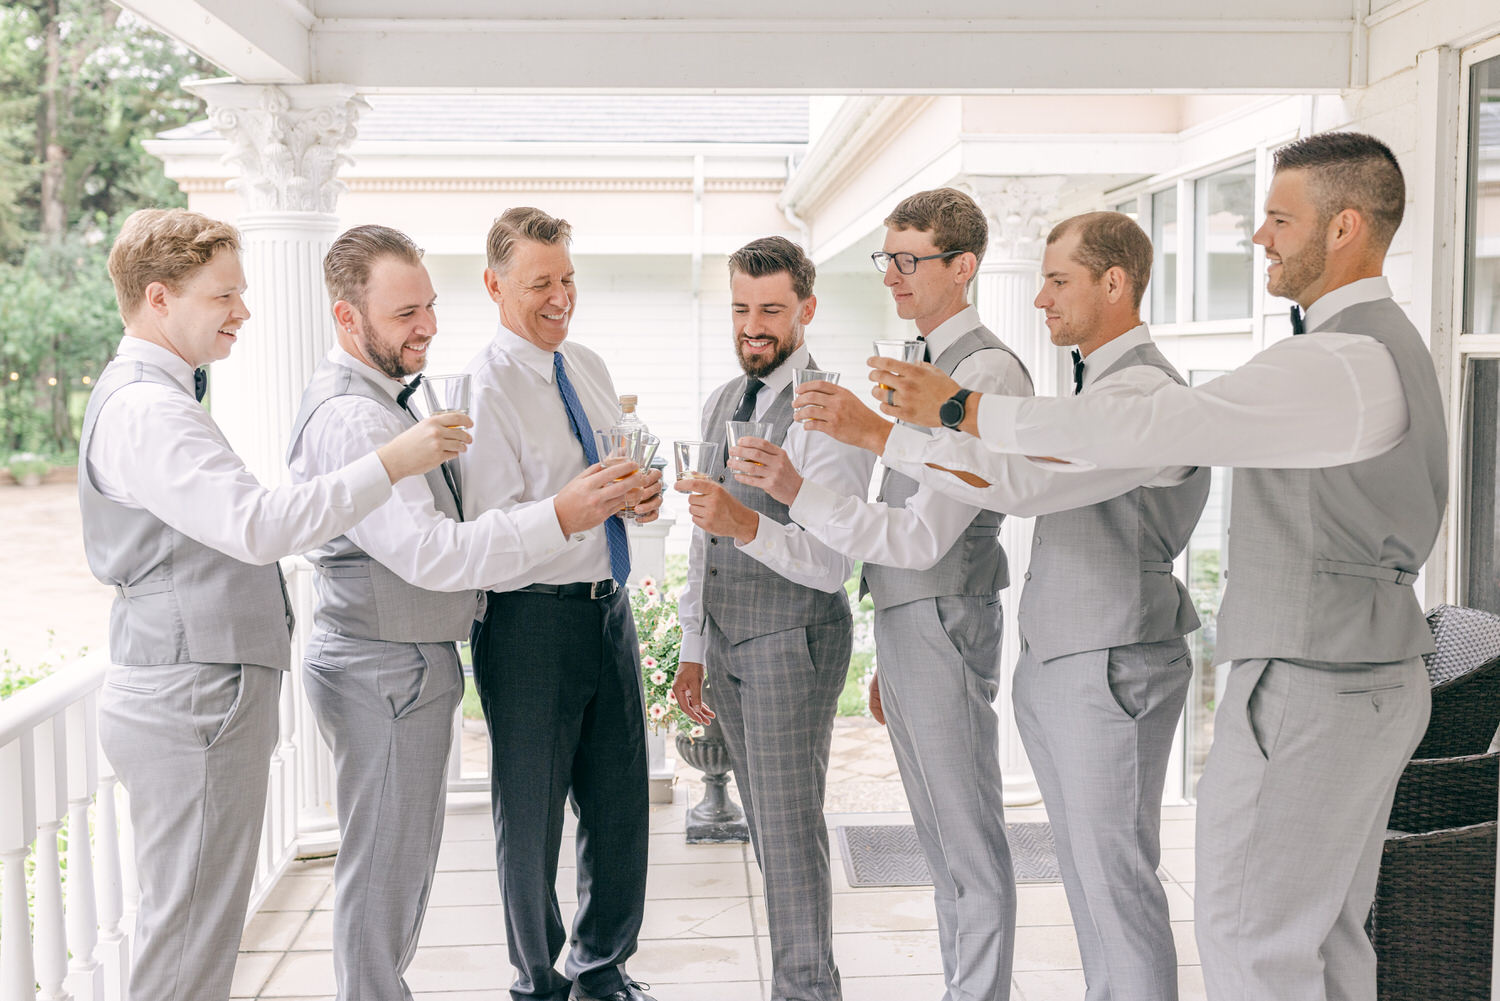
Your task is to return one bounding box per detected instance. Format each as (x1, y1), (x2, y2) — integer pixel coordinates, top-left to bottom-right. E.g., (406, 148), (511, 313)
(621, 433), (660, 520)
(726, 421), (773, 468)
(872, 341), (924, 391)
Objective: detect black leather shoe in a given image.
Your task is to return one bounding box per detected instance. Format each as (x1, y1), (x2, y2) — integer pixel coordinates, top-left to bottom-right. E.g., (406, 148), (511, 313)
(570, 982), (657, 1001)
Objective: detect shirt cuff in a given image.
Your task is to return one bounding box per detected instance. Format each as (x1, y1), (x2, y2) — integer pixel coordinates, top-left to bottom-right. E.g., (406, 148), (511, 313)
(735, 512), (777, 557)
(787, 478), (841, 530)
(344, 452), (396, 515)
(976, 392), (1026, 448)
(512, 498), (569, 560)
(678, 626), (706, 665)
(882, 423), (935, 467)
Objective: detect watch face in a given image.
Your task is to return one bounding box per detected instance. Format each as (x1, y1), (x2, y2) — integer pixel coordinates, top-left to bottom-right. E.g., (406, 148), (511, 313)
(940, 397), (963, 428)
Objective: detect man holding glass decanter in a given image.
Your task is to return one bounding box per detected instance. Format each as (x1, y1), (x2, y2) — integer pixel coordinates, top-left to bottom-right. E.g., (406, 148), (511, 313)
(672, 236), (873, 1001)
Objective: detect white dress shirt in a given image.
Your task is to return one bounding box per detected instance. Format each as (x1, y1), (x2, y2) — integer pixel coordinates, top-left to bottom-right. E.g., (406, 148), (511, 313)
(87, 336), (393, 566)
(287, 346), (568, 592)
(788, 305), (1032, 569)
(882, 325), (1193, 515)
(676, 344), (877, 663)
(973, 278), (1410, 470)
(460, 325), (624, 590)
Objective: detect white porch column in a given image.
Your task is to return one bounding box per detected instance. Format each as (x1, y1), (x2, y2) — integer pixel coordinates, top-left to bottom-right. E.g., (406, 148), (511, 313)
(187, 81), (367, 855)
(964, 176), (1065, 808)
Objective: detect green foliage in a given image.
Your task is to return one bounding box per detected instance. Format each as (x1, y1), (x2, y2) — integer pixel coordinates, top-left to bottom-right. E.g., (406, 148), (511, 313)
(0, 2), (217, 455)
(838, 650), (875, 717)
(0, 630), (86, 700)
(635, 567), (698, 738)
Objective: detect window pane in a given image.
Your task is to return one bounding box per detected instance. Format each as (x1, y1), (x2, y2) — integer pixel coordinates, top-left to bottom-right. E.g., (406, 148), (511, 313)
(1465, 54), (1500, 335)
(1463, 357), (1500, 614)
(1194, 163), (1256, 321)
(1184, 369), (1230, 799)
(1114, 198), (1139, 222)
(1151, 189), (1178, 324)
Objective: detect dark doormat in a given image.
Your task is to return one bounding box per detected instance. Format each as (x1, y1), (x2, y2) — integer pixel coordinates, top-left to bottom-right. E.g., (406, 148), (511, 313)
(836, 822), (1061, 887)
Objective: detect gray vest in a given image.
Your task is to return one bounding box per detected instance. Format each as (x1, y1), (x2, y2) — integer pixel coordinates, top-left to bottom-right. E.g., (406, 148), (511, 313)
(860, 325), (1033, 611)
(286, 359), (481, 643)
(700, 368), (850, 645)
(1017, 342), (1210, 663)
(78, 357), (294, 671)
(1215, 298), (1448, 665)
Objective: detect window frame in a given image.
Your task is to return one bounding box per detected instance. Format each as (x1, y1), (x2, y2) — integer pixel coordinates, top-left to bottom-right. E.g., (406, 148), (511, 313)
(1450, 37), (1500, 609)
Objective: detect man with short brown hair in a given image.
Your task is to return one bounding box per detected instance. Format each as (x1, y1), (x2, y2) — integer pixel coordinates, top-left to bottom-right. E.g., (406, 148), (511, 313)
(462, 207), (664, 1001)
(84, 208), (467, 1001)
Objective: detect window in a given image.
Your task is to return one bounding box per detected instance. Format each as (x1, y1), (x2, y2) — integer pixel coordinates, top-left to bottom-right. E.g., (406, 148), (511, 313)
(1459, 50), (1500, 614)
(1151, 188), (1178, 324)
(1114, 197), (1139, 222)
(1193, 163), (1256, 321)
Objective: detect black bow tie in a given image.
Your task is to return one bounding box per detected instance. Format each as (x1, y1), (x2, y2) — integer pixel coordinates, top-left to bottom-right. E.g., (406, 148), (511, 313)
(1071, 349), (1085, 395)
(396, 373), (424, 411)
(1290, 306), (1306, 336)
(193, 368), (207, 403)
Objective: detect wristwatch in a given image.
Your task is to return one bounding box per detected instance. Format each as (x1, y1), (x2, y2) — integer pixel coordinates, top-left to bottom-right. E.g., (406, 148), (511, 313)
(939, 388), (974, 430)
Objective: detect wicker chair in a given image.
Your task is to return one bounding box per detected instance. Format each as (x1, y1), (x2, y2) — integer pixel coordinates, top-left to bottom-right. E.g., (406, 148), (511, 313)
(1413, 604), (1500, 759)
(1371, 820), (1497, 1001)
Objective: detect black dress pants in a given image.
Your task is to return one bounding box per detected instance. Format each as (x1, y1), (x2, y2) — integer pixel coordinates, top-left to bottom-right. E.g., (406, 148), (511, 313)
(472, 588), (649, 1001)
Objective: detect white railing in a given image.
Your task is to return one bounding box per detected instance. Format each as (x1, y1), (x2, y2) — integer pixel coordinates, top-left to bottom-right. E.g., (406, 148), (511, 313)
(0, 522), (676, 1000)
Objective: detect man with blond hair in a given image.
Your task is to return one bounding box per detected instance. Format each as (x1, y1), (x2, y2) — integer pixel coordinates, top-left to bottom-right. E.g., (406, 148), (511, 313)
(82, 208), (467, 1001)
(461, 207), (663, 1001)
(286, 224), (654, 1001)
(750, 188), (1032, 1001)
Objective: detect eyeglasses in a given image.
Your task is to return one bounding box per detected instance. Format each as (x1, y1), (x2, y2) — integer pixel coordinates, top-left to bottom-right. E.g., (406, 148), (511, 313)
(871, 250), (963, 275)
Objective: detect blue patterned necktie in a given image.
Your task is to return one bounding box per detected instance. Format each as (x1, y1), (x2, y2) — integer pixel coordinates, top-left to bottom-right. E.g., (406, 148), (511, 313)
(553, 351), (631, 586)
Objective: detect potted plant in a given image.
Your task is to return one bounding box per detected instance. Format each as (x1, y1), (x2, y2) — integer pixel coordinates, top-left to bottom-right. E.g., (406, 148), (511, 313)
(6, 452), (50, 488)
(630, 576), (747, 842)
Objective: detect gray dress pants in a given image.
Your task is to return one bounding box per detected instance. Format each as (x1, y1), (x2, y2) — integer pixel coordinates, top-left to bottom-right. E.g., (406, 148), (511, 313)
(873, 595), (1014, 1001)
(1195, 657), (1430, 1001)
(706, 616), (851, 1001)
(1013, 638), (1192, 1001)
(98, 660), (282, 1001)
(302, 629), (464, 1001)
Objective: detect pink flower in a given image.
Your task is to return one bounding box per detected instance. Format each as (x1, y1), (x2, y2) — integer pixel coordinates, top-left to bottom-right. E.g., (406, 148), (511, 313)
(640, 576), (657, 590)
(666, 690), (678, 704)
(689, 725), (705, 739)
(648, 703), (668, 721)
(642, 656), (658, 670)
(650, 670), (668, 686)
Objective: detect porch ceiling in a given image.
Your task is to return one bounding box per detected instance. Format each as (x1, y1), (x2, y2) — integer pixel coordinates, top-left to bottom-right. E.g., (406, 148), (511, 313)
(114, 0), (1358, 93)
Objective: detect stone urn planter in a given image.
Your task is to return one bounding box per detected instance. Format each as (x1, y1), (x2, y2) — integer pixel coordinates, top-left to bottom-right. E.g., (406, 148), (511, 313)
(675, 715), (749, 844)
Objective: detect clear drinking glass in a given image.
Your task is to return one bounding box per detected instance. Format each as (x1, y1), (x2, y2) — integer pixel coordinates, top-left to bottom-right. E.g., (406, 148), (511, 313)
(872, 340), (925, 390)
(725, 420), (773, 466)
(674, 440), (718, 491)
(419, 373), (471, 424)
(620, 433), (660, 521)
(793, 367), (842, 388)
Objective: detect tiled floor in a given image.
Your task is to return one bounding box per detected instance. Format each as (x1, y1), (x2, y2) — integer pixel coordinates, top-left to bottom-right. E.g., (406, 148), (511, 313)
(234, 721), (1203, 1001)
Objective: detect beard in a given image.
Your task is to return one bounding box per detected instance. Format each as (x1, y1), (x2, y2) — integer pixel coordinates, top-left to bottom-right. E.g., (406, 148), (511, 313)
(735, 331), (799, 378)
(357, 310), (422, 379)
(1267, 232), (1327, 302)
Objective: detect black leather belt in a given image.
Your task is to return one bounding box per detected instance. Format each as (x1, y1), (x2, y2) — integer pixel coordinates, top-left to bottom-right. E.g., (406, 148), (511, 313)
(514, 580), (619, 601)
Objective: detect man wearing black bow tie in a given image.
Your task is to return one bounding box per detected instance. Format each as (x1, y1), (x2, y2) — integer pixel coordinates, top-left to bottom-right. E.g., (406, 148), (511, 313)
(286, 224), (646, 1001)
(83, 210), (468, 1001)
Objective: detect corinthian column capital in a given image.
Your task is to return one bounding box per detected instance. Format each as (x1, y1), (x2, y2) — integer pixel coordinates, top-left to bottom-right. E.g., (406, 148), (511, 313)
(960, 175), (1066, 265)
(186, 80), (367, 214)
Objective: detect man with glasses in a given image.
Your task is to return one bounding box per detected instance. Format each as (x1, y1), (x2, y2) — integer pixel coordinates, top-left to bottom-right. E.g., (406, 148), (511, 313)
(737, 188), (1032, 1001)
(870, 133), (1445, 1001)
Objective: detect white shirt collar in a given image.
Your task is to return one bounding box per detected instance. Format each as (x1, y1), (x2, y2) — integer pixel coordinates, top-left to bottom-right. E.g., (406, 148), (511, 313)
(492, 322), (561, 382)
(329, 344), (406, 402)
(1302, 276), (1393, 333)
(1079, 324), (1152, 391)
(921, 305), (982, 358)
(751, 343), (810, 398)
(116, 335), (196, 395)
